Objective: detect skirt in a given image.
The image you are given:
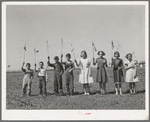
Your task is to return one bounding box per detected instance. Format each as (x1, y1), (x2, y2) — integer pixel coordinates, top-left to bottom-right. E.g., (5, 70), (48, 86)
(96, 67), (108, 83)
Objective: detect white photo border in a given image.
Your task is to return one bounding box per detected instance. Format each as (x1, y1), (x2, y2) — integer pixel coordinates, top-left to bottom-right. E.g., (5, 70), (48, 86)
(2, 1), (149, 120)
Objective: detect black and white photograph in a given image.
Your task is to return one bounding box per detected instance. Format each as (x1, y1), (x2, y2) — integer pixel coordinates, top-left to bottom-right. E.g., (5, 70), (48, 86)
(2, 1), (149, 120)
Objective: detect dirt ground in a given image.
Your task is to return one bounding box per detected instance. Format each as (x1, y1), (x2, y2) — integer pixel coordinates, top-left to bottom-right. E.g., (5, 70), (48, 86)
(6, 67), (145, 109)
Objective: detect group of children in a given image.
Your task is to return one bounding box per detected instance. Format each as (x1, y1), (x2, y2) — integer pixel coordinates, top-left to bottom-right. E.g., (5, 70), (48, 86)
(21, 50), (139, 97)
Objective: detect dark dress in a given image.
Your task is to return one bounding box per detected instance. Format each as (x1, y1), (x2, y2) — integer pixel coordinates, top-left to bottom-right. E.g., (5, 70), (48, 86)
(96, 58), (108, 83)
(112, 58), (124, 83)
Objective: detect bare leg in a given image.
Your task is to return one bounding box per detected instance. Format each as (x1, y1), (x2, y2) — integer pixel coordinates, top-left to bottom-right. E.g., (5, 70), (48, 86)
(83, 84), (86, 95)
(129, 83), (132, 94)
(103, 83), (106, 94)
(99, 82), (102, 93)
(119, 83), (122, 95)
(115, 83), (118, 95)
(133, 83), (136, 94)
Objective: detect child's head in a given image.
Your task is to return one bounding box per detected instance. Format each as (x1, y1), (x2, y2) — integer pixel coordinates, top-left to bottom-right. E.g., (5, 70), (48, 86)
(114, 51), (120, 58)
(98, 51), (105, 57)
(80, 50), (87, 59)
(54, 56), (59, 63)
(66, 53), (71, 61)
(26, 63), (31, 69)
(125, 53), (132, 61)
(39, 61), (44, 68)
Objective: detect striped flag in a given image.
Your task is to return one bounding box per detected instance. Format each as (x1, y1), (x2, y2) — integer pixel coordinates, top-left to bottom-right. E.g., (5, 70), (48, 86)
(34, 48), (39, 53)
(24, 44), (26, 51)
(111, 41), (114, 49)
(92, 41), (97, 52)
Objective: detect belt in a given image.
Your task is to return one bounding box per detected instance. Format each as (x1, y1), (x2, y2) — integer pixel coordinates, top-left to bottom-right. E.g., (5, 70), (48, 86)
(38, 76), (45, 78)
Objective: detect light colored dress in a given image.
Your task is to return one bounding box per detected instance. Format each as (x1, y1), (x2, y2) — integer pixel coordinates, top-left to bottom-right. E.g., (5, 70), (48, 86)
(125, 60), (139, 82)
(78, 58), (94, 84)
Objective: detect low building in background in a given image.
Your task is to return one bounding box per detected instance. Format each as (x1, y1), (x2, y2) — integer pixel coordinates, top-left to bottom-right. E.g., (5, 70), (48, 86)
(139, 61), (145, 67)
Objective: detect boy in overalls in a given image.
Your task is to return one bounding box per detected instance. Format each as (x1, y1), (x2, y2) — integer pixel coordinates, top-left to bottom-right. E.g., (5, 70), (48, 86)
(21, 62), (33, 96)
(47, 56), (64, 96)
(61, 53), (75, 96)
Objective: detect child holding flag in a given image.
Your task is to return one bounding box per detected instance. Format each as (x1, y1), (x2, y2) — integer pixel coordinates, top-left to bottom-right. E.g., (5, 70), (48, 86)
(35, 61), (48, 96)
(74, 50), (94, 95)
(47, 56), (64, 96)
(93, 51), (108, 95)
(21, 62), (33, 96)
(61, 53), (75, 96)
(124, 53), (139, 94)
(111, 51), (124, 95)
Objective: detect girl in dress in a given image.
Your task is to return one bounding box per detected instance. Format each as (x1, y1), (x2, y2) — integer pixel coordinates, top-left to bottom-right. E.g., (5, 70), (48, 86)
(124, 53), (138, 94)
(93, 51), (108, 94)
(74, 50), (94, 95)
(111, 51), (124, 95)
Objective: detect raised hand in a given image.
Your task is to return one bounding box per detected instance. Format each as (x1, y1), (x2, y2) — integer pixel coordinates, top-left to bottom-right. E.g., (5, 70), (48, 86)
(23, 62), (25, 65)
(61, 54), (63, 58)
(48, 56), (50, 60)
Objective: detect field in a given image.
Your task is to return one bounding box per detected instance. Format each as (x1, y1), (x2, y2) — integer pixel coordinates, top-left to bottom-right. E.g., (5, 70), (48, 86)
(6, 67), (145, 109)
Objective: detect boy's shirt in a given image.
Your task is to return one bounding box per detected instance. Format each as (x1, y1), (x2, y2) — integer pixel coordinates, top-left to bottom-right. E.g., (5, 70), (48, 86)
(21, 68), (33, 79)
(47, 61), (64, 74)
(36, 67), (48, 81)
(63, 61), (75, 74)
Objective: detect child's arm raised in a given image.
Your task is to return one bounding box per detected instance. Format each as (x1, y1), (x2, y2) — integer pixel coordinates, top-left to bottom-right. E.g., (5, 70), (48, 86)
(104, 59), (108, 68)
(60, 63), (64, 75)
(61, 54), (66, 64)
(21, 62), (26, 73)
(74, 59), (81, 67)
(47, 56), (55, 67)
(34, 63), (38, 72)
(93, 58), (97, 65)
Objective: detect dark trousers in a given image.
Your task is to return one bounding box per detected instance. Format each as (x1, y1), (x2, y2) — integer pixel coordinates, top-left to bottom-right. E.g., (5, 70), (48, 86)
(65, 73), (74, 94)
(39, 76), (46, 95)
(54, 73), (63, 93)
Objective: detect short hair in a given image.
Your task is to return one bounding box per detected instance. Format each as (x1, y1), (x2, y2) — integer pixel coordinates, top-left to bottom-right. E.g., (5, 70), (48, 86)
(125, 53), (132, 59)
(80, 50), (87, 58)
(26, 63), (31, 67)
(66, 53), (71, 58)
(54, 56), (59, 60)
(39, 61), (44, 65)
(114, 51), (120, 57)
(97, 51), (105, 56)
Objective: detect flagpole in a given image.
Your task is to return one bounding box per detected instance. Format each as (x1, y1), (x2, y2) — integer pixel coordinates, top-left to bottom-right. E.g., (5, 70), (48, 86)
(61, 38), (63, 57)
(46, 40), (49, 57)
(34, 48), (36, 65)
(92, 41), (94, 59)
(23, 50), (25, 63)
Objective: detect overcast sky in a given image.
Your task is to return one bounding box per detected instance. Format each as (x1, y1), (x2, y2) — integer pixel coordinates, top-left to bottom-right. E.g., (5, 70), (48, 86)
(6, 5), (145, 71)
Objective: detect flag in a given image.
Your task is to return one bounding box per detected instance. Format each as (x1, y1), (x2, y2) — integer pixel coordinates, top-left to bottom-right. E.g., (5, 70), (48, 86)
(92, 41), (97, 52)
(24, 45), (26, 51)
(46, 40), (49, 47)
(111, 41), (114, 49)
(60, 38), (63, 42)
(34, 48), (39, 53)
(71, 43), (74, 51)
